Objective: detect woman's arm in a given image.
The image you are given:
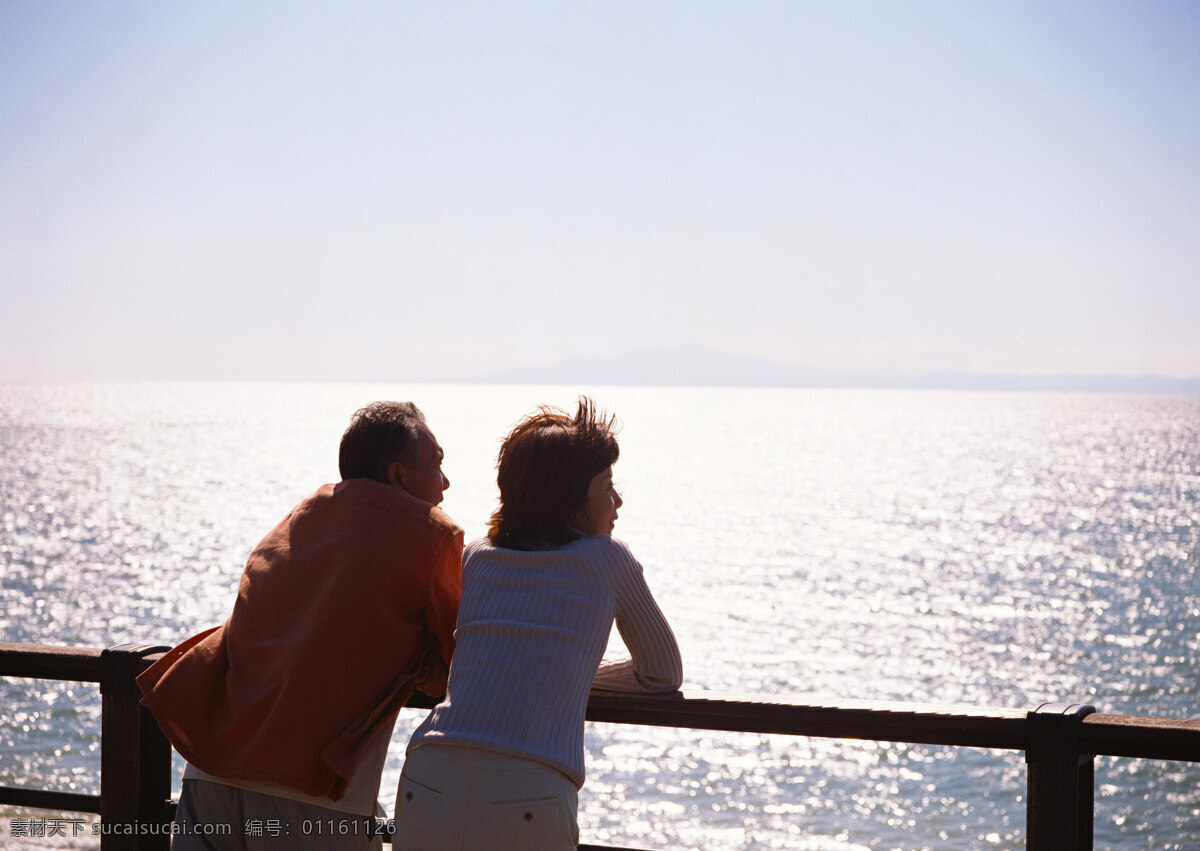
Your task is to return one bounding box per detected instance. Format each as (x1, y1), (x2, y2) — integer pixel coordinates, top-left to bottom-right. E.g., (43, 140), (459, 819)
(590, 541), (683, 693)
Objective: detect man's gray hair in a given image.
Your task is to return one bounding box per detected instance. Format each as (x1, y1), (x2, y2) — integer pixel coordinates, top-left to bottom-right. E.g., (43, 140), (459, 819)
(338, 401), (427, 482)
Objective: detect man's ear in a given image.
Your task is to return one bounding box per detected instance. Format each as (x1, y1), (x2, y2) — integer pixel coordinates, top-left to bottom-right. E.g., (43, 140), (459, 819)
(385, 460), (407, 487)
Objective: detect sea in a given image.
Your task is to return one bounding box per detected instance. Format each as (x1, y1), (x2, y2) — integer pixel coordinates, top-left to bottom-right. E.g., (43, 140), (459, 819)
(1, 382), (1198, 850)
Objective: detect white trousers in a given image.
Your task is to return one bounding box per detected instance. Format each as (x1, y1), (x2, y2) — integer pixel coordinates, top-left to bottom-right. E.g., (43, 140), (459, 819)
(393, 744), (579, 850)
(171, 780), (382, 850)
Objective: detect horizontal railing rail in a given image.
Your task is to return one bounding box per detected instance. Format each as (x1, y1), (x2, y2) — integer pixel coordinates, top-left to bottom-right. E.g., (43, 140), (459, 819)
(4, 641), (1200, 849)
(0, 642), (106, 681)
(584, 690), (1200, 762)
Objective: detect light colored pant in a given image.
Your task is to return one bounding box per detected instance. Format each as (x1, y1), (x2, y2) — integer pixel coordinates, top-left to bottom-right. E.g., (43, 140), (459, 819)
(393, 744), (579, 850)
(171, 780), (383, 850)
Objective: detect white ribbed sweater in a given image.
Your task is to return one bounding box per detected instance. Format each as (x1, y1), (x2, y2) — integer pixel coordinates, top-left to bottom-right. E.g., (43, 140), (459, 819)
(406, 534), (683, 788)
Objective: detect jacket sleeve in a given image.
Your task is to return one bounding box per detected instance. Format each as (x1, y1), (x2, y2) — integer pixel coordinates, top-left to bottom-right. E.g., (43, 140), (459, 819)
(415, 527), (463, 696)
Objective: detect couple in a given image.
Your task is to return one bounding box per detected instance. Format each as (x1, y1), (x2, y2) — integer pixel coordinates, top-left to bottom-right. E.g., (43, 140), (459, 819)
(137, 397), (683, 850)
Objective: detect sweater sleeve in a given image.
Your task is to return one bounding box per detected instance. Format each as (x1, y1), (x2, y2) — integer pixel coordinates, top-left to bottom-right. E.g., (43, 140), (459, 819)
(590, 540), (683, 693)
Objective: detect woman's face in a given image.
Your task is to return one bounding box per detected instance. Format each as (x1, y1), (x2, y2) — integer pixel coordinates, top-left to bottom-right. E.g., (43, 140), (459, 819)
(573, 466), (622, 536)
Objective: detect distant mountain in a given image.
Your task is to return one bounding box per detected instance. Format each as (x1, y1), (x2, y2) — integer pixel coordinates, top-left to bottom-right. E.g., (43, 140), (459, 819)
(475, 345), (849, 387)
(453, 345), (1200, 394)
(896, 371), (1200, 394)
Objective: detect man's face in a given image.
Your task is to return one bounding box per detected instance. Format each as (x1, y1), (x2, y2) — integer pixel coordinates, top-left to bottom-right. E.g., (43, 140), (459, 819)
(398, 425), (449, 506)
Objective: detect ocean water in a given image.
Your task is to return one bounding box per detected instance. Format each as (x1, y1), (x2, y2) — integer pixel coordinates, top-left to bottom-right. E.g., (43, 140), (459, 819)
(1, 382), (1199, 850)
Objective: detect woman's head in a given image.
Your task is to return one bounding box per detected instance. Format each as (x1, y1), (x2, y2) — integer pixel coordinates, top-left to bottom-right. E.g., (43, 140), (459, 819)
(488, 397), (620, 549)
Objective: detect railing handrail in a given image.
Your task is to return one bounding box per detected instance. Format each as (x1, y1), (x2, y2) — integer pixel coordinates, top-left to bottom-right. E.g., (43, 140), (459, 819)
(0, 642), (105, 682)
(5, 641), (1200, 763)
(1081, 713), (1200, 762)
(5, 640), (1200, 850)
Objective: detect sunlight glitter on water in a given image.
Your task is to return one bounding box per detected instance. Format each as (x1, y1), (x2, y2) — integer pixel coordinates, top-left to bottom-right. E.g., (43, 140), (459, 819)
(3, 383), (1199, 848)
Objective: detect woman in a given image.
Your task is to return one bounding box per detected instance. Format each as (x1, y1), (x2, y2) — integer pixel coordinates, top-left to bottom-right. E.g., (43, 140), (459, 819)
(394, 398), (683, 850)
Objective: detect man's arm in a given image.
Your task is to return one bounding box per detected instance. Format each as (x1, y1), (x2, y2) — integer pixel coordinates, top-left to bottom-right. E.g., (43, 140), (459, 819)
(413, 630), (450, 698)
(417, 528), (464, 696)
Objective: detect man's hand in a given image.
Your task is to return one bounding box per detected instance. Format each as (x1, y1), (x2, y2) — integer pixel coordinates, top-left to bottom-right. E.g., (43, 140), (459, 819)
(413, 632), (449, 699)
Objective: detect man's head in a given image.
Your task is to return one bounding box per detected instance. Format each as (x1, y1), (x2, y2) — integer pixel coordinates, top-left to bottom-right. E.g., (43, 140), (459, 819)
(339, 402), (449, 505)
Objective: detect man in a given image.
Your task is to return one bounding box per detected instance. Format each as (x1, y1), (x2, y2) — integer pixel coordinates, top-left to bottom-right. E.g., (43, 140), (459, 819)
(138, 402), (462, 849)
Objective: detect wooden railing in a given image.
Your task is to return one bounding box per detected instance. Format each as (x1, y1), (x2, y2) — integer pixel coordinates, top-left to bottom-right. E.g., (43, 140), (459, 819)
(4, 641), (1200, 849)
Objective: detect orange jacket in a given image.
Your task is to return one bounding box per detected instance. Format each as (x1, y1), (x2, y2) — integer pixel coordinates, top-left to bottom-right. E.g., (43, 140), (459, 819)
(137, 479), (462, 800)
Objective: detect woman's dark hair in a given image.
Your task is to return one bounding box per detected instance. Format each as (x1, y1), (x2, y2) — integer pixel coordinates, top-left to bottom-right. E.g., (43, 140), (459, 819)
(338, 401), (427, 483)
(488, 397), (619, 549)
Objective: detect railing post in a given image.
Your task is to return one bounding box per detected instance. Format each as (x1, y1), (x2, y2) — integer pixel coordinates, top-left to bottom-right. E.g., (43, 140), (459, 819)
(100, 644), (173, 851)
(1026, 701), (1096, 851)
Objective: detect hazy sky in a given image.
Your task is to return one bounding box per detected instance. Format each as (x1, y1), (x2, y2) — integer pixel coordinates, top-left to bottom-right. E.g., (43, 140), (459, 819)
(3, 1), (1198, 381)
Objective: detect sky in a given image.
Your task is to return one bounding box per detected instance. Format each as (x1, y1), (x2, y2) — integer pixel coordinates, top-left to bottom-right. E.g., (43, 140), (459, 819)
(2, 0), (1199, 382)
